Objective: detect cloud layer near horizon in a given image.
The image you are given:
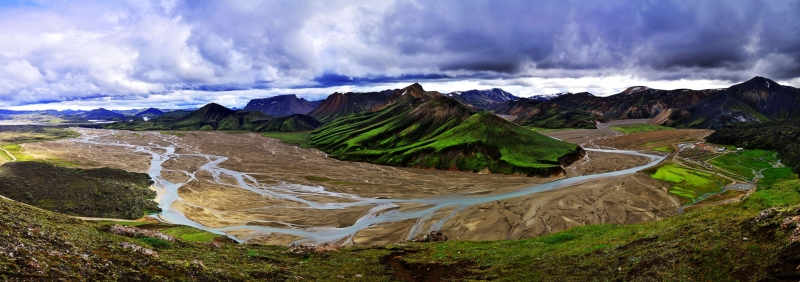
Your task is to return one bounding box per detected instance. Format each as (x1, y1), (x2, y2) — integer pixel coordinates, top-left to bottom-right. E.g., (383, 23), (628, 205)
(1, 0), (799, 109)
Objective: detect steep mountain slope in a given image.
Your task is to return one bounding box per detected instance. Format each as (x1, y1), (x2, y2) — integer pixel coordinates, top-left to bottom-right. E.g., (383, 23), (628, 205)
(310, 87), (584, 177)
(446, 88), (518, 111)
(307, 89), (396, 122)
(133, 108), (164, 118)
(727, 76), (800, 119)
(495, 98), (608, 128)
(653, 91), (768, 129)
(244, 94), (321, 117)
(254, 114), (322, 132)
(551, 89), (714, 120)
(82, 108), (125, 120)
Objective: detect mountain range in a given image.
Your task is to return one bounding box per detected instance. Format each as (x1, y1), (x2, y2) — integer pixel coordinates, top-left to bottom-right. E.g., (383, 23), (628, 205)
(445, 88), (518, 111)
(106, 103), (322, 132)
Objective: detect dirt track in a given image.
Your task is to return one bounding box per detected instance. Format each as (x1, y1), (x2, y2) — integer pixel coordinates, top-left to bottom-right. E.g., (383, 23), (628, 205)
(23, 126), (688, 245)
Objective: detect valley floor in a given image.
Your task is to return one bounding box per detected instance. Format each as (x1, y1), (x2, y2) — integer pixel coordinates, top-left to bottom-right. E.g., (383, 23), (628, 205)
(16, 119), (708, 246)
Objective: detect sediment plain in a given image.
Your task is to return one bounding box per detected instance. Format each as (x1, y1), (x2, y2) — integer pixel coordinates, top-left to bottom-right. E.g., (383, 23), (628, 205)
(20, 122), (702, 246)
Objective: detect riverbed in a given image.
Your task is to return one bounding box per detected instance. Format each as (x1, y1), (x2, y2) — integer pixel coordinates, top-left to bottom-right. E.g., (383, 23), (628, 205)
(24, 129), (681, 245)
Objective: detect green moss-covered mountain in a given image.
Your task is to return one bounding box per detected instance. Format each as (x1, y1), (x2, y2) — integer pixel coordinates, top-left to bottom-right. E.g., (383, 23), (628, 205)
(0, 161), (158, 219)
(310, 85), (584, 177)
(105, 103), (322, 132)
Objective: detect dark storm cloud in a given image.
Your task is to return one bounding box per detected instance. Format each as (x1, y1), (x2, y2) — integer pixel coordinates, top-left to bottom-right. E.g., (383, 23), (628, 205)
(362, 0), (800, 81)
(311, 73), (452, 88)
(1, 0), (800, 109)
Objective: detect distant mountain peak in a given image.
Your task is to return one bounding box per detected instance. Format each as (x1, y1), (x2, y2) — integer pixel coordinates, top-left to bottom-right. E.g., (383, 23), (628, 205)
(244, 94), (319, 117)
(387, 83), (440, 103)
(739, 76), (780, 89)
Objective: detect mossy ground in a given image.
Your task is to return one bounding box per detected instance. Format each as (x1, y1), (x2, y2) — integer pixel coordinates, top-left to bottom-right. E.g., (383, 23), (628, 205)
(262, 131), (312, 148)
(709, 149), (780, 179)
(610, 124), (675, 134)
(0, 162), (159, 219)
(648, 163), (731, 204)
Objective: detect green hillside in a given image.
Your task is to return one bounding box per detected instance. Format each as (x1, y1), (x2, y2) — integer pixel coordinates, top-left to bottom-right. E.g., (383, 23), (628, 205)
(3, 160), (800, 280)
(310, 95), (583, 176)
(254, 114), (322, 132)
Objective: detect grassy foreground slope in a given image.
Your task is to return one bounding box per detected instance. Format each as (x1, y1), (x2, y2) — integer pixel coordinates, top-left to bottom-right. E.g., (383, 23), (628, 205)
(310, 95), (584, 176)
(0, 162), (159, 219)
(4, 164), (800, 280)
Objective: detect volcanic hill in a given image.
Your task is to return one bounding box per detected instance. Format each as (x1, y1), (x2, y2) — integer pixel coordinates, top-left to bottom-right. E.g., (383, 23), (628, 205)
(310, 84), (584, 177)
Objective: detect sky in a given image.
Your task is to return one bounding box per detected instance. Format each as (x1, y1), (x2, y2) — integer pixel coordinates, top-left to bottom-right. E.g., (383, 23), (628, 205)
(1, 0), (799, 110)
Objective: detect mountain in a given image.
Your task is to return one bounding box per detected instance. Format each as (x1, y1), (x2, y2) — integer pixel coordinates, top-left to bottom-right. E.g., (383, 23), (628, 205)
(255, 114), (322, 132)
(82, 108), (125, 120)
(134, 108), (164, 118)
(166, 103), (271, 131)
(310, 84), (584, 177)
(652, 77), (800, 129)
(243, 94), (321, 117)
(495, 98), (608, 128)
(651, 91), (768, 129)
(307, 89), (396, 122)
(550, 89), (714, 120)
(727, 76), (800, 119)
(445, 88), (518, 111)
